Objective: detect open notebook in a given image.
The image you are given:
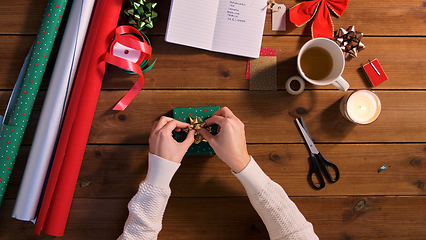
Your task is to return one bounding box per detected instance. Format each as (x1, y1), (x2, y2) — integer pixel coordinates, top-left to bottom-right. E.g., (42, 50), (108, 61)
(165, 0), (267, 58)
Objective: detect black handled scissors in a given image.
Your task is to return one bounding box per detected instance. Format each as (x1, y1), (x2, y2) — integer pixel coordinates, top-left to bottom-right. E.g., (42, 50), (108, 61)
(295, 117), (340, 189)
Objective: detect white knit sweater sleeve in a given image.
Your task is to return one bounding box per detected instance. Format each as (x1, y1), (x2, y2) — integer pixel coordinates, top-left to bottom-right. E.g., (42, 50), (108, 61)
(234, 157), (319, 240)
(117, 153), (180, 240)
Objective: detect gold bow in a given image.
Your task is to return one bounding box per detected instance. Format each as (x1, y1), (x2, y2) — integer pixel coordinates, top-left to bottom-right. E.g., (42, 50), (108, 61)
(183, 117), (212, 144)
(124, 0), (158, 31)
(334, 26), (365, 58)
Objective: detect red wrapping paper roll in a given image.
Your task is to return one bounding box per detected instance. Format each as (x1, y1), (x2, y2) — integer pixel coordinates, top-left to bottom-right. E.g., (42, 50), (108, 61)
(34, 0), (124, 236)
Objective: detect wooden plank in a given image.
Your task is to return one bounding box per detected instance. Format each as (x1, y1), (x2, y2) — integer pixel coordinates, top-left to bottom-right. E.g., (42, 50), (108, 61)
(164, 196), (426, 240)
(0, 90), (423, 145)
(106, 36), (424, 90)
(87, 90), (426, 144)
(267, 0), (426, 36)
(0, 0), (49, 34)
(4, 144), (425, 199)
(1, 35), (425, 90)
(1, 196), (426, 239)
(3, 0), (425, 37)
(155, 0), (426, 37)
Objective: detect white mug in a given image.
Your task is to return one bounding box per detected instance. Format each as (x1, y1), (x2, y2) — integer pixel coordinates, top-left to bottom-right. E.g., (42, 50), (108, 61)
(297, 38), (349, 91)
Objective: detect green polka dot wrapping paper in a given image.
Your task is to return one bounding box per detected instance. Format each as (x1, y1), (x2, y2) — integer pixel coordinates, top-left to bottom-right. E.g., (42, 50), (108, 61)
(173, 106), (220, 155)
(0, 0), (68, 205)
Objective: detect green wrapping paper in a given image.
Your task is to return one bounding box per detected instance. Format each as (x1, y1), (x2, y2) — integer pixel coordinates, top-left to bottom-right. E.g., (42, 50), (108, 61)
(0, 0), (68, 204)
(173, 106), (219, 155)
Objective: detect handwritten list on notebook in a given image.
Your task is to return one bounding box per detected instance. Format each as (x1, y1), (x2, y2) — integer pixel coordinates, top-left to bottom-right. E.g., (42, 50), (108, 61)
(165, 0), (267, 58)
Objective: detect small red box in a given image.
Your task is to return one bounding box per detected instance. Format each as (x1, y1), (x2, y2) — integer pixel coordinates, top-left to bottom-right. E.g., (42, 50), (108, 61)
(363, 58), (388, 87)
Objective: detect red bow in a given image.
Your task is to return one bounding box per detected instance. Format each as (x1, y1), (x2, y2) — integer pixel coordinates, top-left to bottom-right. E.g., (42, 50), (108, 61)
(289, 0), (349, 39)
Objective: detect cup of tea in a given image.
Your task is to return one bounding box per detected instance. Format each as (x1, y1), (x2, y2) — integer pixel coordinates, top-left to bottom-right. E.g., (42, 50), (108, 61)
(297, 38), (349, 91)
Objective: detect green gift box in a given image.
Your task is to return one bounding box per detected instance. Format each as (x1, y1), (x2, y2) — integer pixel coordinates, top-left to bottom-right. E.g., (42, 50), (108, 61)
(173, 106), (220, 155)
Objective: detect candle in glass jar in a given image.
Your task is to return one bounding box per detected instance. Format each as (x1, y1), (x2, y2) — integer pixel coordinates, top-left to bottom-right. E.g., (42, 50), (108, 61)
(340, 90), (381, 124)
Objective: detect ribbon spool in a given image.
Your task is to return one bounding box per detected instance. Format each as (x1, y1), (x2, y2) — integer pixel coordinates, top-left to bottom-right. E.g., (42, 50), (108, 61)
(105, 25), (153, 110)
(120, 32), (154, 75)
(285, 76), (305, 95)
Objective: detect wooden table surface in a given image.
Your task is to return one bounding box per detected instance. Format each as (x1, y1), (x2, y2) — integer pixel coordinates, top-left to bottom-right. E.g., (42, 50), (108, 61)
(1, 0), (426, 239)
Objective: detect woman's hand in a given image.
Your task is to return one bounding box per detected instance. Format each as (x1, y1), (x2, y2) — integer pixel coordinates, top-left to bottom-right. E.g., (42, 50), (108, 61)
(149, 116), (195, 163)
(198, 107), (250, 173)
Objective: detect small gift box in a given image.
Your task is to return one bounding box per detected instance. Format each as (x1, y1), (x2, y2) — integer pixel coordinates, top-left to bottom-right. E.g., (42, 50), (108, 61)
(363, 59), (388, 87)
(173, 106), (220, 155)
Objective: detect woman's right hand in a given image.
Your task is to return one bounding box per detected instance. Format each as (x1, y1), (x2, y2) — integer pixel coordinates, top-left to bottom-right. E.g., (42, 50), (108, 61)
(149, 116), (195, 163)
(198, 107), (250, 173)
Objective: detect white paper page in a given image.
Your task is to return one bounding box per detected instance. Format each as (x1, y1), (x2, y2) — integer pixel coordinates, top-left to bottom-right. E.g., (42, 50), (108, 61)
(165, 0), (219, 50)
(212, 0), (266, 58)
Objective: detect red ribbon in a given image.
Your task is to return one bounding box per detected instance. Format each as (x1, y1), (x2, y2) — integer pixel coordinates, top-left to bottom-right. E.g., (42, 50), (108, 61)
(105, 25), (152, 110)
(289, 0), (349, 39)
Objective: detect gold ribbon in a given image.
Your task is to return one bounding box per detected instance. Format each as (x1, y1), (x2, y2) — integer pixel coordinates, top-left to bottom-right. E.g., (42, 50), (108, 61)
(183, 117), (212, 144)
(334, 26), (365, 58)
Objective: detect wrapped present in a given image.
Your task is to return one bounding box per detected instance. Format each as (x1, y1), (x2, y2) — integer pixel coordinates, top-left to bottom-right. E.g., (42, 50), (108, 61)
(173, 106), (220, 155)
(363, 59), (388, 87)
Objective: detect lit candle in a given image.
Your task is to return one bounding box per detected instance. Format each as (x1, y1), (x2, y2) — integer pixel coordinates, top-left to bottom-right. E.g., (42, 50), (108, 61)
(340, 90), (381, 124)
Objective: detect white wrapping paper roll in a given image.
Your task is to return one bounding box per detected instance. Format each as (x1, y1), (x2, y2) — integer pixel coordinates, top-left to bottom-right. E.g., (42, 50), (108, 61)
(12, 0), (95, 221)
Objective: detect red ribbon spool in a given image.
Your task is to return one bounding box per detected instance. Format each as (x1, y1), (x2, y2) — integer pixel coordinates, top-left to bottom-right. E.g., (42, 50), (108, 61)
(105, 25), (152, 110)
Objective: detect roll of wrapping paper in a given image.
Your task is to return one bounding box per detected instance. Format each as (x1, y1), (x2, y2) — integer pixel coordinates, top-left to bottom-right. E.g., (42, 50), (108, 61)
(0, 0), (69, 205)
(12, 0), (95, 222)
(34, 0), (124, 236)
